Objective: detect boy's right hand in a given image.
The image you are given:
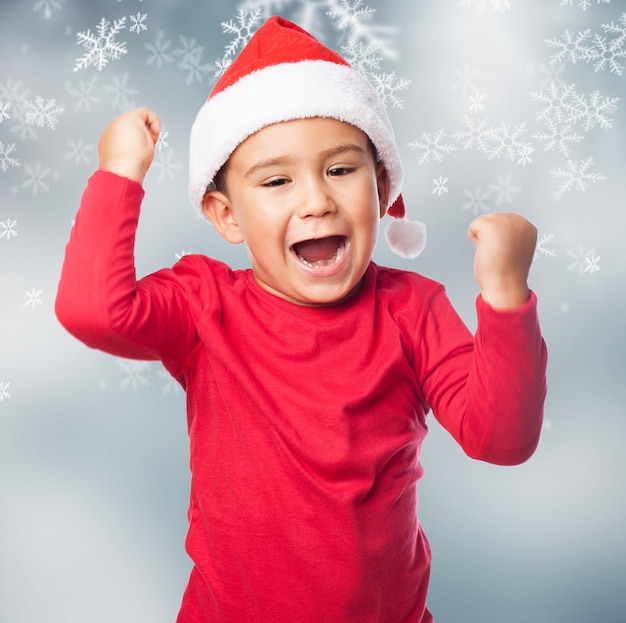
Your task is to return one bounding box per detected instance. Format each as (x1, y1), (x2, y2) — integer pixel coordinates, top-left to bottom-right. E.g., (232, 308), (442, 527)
(97, 108), (161, 184)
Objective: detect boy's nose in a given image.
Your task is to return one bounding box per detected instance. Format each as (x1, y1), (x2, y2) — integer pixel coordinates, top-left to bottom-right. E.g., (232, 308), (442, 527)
(297, 178), (337, 219)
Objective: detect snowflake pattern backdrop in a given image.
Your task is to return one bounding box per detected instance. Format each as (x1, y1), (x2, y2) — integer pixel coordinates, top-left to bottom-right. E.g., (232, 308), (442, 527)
(1, 1), (625, 622)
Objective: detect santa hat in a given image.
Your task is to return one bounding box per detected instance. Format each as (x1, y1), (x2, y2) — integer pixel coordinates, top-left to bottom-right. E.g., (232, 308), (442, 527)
(189, 15), (426, 259)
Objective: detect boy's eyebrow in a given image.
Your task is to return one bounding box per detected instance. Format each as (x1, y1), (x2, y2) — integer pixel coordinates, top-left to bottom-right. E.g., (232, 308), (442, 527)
(244, 144), (367, 178)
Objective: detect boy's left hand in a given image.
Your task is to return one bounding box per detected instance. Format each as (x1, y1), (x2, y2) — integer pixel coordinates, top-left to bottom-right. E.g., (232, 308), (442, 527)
(468, 212), (537, 309)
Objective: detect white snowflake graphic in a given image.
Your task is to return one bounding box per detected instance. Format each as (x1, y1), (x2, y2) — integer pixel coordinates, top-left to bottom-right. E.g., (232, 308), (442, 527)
(117, 359), (151, 391)
(584, 253), (601, 274)
(0, 219), (18, 240)
(488, 171), (521, 206)
(64, 138), (93, 166)
(23, 96), (64, 129)
(174, 250), (192, 261)
(586, 27), (626, 75)
(74, 17), (128, 72)
(145, 31), (174, 69)
(450, 115), (492, 153)
(0, 381), (10, 403)
(559, 0), (611, 11)
(451, 64), (480, 97)
(104, 73), (138, 111)
(152, 148), (183, 183)
(534, 233), (557, 260)
(327, 0), (376, 34)
(158, 369), (182, 396)
(174, 36), (212, 86)
(341, 41), (382, 74)
(156, 129), (169, 151)
(546, 29), (595, 65)
(34, 0), (66, 19)
(408, 130), (457, 165)
(486, 122), (534, 164)
(65, 75), (102, 112)
(569, 89), (619, 131)
(432, 176), (449, 196)
(369, 71), (411, 109)
(468, 93), (486, 113)
(532, 82), (582, 126)
(129, 12), (148, 35)
(21, 162), (54, 195)
(550, 156), (605, 195)
(566, 245), (595, 275)
(462, 186), (492, 215)
(533, 119), (584, 157)
(221, 9), (262, 60)
(0, 101), (10, 123)
(25, 288), (43, 309)
(0, 142), (20, 172)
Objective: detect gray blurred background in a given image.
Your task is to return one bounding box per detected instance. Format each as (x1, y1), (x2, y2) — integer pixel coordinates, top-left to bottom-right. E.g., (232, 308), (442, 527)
(1, 1), (625, 621)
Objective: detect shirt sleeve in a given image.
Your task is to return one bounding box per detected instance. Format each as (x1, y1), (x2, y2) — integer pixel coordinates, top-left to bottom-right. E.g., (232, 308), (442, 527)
(417, 288), (548, 465)
(55, 170), (199, 368)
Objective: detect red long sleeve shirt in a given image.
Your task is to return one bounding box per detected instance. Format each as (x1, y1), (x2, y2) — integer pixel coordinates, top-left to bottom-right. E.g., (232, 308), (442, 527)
(56, 171), (547, 622)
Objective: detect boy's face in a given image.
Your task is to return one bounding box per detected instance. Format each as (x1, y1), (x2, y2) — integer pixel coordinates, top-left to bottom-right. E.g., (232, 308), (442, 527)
(203, 117), (389, 307)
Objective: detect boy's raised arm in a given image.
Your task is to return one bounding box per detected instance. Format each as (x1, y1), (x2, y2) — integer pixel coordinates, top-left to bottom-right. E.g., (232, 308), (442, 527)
(55, 109), (197, 365)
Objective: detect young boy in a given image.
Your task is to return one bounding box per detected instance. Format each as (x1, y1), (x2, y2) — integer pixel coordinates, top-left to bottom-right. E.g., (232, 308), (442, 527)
(55, 16), (547, 623)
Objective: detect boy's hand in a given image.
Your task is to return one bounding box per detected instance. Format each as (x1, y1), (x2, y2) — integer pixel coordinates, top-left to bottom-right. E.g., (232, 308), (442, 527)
(468, 212), (537, 309)
(97, 108), (161, 184)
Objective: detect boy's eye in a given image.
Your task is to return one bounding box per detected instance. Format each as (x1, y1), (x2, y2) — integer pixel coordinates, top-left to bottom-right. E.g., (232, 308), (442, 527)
(328, 167), (355, 177)
(262, 177), (289, 187)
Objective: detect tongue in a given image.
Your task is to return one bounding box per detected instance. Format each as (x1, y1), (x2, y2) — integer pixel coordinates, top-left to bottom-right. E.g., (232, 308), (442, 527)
(294, 236), (343, 262)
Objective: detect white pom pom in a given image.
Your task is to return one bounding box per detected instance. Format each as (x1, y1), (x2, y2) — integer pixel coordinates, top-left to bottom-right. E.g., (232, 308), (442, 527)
(384, 218), (427, 259)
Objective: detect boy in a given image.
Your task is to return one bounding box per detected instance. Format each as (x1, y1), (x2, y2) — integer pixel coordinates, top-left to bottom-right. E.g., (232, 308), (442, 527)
(56, 16), (547, 623)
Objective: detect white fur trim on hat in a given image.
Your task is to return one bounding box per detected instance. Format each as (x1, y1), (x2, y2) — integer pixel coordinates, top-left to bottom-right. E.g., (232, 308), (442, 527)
(189, 60), (403, 217)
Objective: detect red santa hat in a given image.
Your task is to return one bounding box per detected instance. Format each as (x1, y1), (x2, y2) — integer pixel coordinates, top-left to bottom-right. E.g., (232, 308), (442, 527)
(189, 15), (426, 258)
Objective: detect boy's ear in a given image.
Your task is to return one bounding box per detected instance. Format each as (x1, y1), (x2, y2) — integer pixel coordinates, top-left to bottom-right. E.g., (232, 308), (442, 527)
(202, 190), (244, 244)
(376, 163), (391, 219)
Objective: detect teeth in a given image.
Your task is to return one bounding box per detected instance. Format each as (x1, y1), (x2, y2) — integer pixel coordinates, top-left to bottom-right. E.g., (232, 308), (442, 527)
(296, 241), (345, 268)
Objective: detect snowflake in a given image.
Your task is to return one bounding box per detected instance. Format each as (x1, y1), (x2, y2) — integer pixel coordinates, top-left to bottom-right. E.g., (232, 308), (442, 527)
(559, 0), (611, 10)
(533, 119), (584, 157)
(341, 42), (382, 73)
(65, 75), (101, 112)
(601, 12), (626, 43)
(25, 288), (43, 309)
(534, 233), (557, 260)
(450, 115), (492, 153)
(104, 73), (138, 111)
(158, 369), (182, 396)
(156, 129), (169, 151)
(34, 0), (66, 19)
(586, 31), (626, 75)
(0, 381), (10, 403)
(408, 130), (457, 165)
(129, 12), (148, 34)
(369, 71), (411, 109)
(468, 93), (486, 113)
(117, 359), (150, 391)
(0, 142), (20, 172)
(21, 162), (54, 195)
(583, 253), (601, 274)
(545, 29), (595, 65)
(550, 157), (605, 195)
(568, 89), (619, 131)
(23, 96), (64, 129)
(174, 250), (192, 261)
(145, 31), (174, 69)
(432, 176), (449, 196)
(74, 17), (128, 72)
(174, 36), (212, 86)
(531, 82), (581, 125)
(451, 64), (480, 97)
(488, 171), (521, 205)
(221, 10), (262, 60)
(64, 138), (93, 166)
(566, 245), (595, 275)
(0, 219), (18, 240)
(152, 149), (183, 184)
(486, 122), (534, 163)
(459, 0), (516, 13)
(327, 0), (376, 34)
(462, 186), (492, 215)
(0, 101), (10, 123)
(538, 62), (568, 89)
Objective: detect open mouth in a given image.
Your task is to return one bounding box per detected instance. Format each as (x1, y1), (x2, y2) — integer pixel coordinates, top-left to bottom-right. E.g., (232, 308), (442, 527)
(292, 235), (346, 269)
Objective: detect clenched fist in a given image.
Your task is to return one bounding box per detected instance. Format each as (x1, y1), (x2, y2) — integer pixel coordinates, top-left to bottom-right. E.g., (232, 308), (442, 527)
(98, 107), (161, 184)
(468, 212), (537, 309)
